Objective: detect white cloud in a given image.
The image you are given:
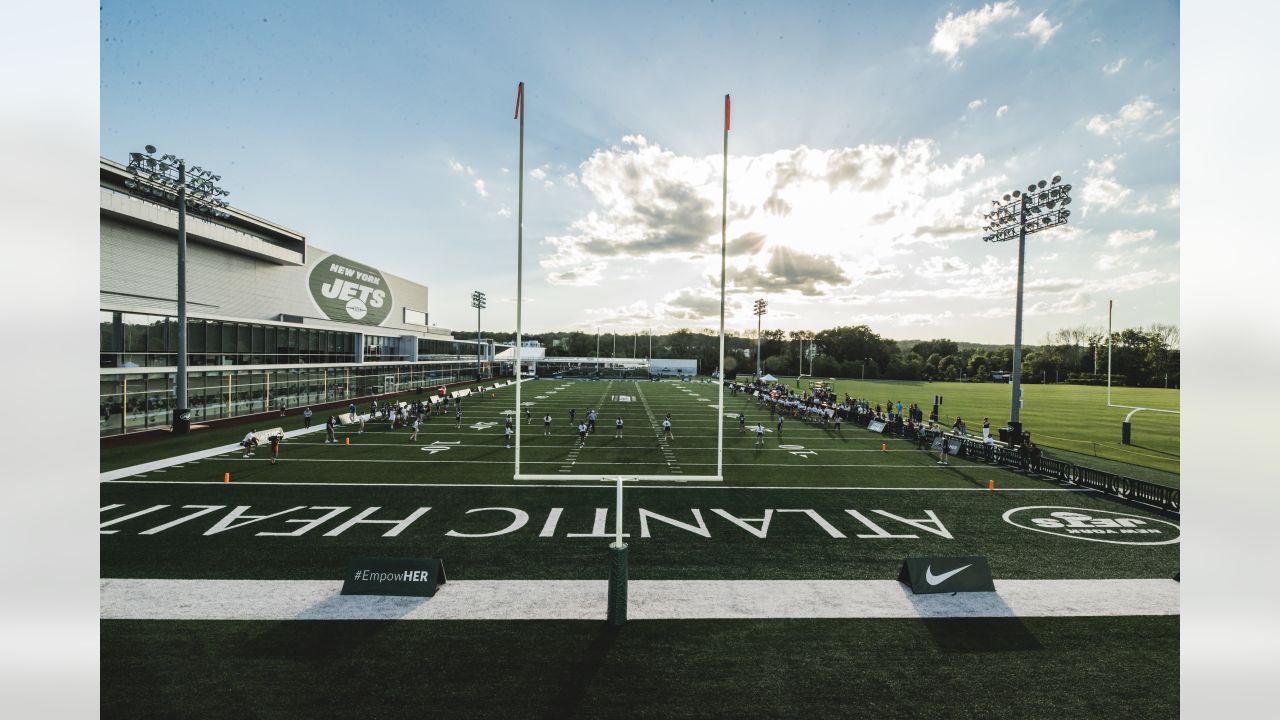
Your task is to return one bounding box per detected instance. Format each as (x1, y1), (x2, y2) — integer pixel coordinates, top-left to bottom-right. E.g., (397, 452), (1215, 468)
(1164, 188), (1180, 209)
(851, 311), (954, 327)
(1103, 58), (1127, 75)
(1086, 96), (1162, 138)
(539, 136), (991, 287)
(530, 168), (547, 180)
(1029, 291), (1094, 315)
(473, 179), (488, 197)
(1090, 269), (1179, 293)
(995, 104), (1009, 118)
(917, 256), (972, 278)
(1106, 229), (1157, 248)
(1095, 254), (1127, 271)
(497, 206), (511, 218)
(1020, 11), (1061, 46)
(448, 159), (476, 176)
(967, 98), (987, 110)
(1081, 156), (1132, 216)
(929, 1), (1021, 65)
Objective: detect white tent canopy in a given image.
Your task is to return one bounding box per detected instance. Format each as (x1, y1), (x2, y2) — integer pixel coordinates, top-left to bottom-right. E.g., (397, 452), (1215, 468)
(758, 373), (778, 382)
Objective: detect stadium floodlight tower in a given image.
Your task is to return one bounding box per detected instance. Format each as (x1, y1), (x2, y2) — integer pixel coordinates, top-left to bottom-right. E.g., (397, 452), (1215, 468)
(471, 290), (487, 381)
(123, 145), (230, 434)
(982, 175), (1072, 443)
(753, 298), (768, 377)
(509, 84), (731, 625)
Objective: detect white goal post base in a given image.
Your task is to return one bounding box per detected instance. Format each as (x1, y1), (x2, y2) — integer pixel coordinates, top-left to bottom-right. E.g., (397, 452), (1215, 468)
(512, 474), (723, 483)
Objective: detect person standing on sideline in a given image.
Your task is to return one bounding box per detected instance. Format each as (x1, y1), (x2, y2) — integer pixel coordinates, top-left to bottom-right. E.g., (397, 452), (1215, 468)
(543, 413), (552, 436)
(776, 414), (784, 438)
(614, 416), (624, 439)
(936, 434), (950, 466)
(982, 417), (991, 443)
(738, 413), (746, 433)
(302, 406), (313, 429)
(455, 406), (463, 428)
(662, 416), (673, 441)
(357, 414), (366, 436)
(325, 415), (337, 444)
(409, 416), (420, 442)
(755, 422), (766, 446)
(349, 401), (356, 418)
(268, 432), (282, 464)
(242, 429), (257, 457)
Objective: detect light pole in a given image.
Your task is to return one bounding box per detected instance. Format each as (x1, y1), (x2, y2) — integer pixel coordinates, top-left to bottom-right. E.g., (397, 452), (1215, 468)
(861, 358), (871, 381)
(471, 290), (486, 381)
(124, 145), (230, 434)
(753, 298), (767, 378)
(982, 174), (1072, 442)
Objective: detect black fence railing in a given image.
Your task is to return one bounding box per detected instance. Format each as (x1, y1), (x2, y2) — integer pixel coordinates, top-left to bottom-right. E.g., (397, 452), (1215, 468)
(730, 382), (1179, 515)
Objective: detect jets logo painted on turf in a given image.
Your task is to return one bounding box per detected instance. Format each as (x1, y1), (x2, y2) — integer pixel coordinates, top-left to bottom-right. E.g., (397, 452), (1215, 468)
(1002, 506), (1180, 546)
(924, 564), (971, 586)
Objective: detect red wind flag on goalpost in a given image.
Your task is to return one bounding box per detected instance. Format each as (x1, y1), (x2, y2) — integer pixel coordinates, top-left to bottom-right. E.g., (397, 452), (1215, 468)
(514, 82), (524, 120)
(725, 94), (731, 132)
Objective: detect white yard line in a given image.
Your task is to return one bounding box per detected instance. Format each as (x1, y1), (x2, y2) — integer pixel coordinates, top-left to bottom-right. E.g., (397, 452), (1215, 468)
(100, 479), (1094, 491)
(100, 424), (331, 482)
(100, 578), (1179, 621)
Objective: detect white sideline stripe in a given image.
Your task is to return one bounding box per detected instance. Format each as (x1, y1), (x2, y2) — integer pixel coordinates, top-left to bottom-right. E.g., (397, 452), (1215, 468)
(101, 424), (330, 482)
(100, 578), (1179, 621)
(101, 479), (1093, 491)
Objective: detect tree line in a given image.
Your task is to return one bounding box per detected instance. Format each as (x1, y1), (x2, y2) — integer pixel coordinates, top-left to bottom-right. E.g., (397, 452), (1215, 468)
(456, 323), (1180, 388)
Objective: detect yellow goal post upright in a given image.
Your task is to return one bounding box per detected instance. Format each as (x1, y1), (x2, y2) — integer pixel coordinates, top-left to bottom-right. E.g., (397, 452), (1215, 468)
(508, 86), (731, 622)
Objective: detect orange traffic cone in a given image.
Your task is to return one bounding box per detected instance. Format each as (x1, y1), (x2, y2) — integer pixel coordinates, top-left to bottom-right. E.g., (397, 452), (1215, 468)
(988, 480), (995, 491)
(224, 472), (230, 484)
(881, 443), (887, 452)
(345, 436), (350, 445)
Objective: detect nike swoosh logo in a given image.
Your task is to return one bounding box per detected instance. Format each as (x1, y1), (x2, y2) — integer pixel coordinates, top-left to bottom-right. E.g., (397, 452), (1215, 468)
(925, 564), (972, 586)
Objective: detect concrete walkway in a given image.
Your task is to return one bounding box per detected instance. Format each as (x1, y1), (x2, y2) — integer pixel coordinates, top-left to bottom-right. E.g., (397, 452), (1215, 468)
(101, 577), (1179, 621)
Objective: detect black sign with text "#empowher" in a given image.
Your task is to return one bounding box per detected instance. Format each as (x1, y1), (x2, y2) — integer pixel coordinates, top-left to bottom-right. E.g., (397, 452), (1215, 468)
(897, 556), (995, 594)
(341, 557), (447, 597)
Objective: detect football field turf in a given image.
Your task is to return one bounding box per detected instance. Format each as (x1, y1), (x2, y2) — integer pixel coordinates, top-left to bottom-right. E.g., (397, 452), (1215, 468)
(100, 379), (1179, 718)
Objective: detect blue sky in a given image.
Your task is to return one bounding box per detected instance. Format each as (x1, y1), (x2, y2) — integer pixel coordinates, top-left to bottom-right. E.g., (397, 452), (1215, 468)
(101, 0), (1179, 343)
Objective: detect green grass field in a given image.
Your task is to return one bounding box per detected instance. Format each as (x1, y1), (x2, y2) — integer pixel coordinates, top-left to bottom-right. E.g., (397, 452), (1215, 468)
(100, 378), (1179, 718)
(761, 376), (1180, 474)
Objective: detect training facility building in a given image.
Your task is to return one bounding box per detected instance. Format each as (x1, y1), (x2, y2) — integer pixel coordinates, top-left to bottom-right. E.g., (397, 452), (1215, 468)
(98, 157), (501, 436)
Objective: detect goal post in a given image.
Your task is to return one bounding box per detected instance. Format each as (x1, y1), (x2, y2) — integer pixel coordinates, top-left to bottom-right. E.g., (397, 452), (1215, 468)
(510, 85), (729, 486)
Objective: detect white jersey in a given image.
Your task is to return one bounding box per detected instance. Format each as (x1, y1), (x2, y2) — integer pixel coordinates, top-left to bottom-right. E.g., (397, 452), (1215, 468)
(662, 419), (671, 429)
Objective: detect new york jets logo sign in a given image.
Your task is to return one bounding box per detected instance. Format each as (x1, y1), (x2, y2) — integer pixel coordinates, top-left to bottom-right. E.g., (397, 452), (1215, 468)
(1002, 506), (1180, 545)
(308, 254), (393, 326)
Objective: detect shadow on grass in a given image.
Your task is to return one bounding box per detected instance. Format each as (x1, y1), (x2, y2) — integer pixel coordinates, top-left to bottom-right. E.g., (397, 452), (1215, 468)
(918, 617), (1045, 654)
(542, 623), (622, 720)
(237, 619), (404, 663)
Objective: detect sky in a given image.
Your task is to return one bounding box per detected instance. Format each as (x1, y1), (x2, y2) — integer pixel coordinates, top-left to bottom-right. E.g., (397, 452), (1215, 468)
(100, 0), (1180, 343)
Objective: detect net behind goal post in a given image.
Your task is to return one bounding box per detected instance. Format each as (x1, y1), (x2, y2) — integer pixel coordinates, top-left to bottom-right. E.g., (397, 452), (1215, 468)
(509, 86), (729, 484)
